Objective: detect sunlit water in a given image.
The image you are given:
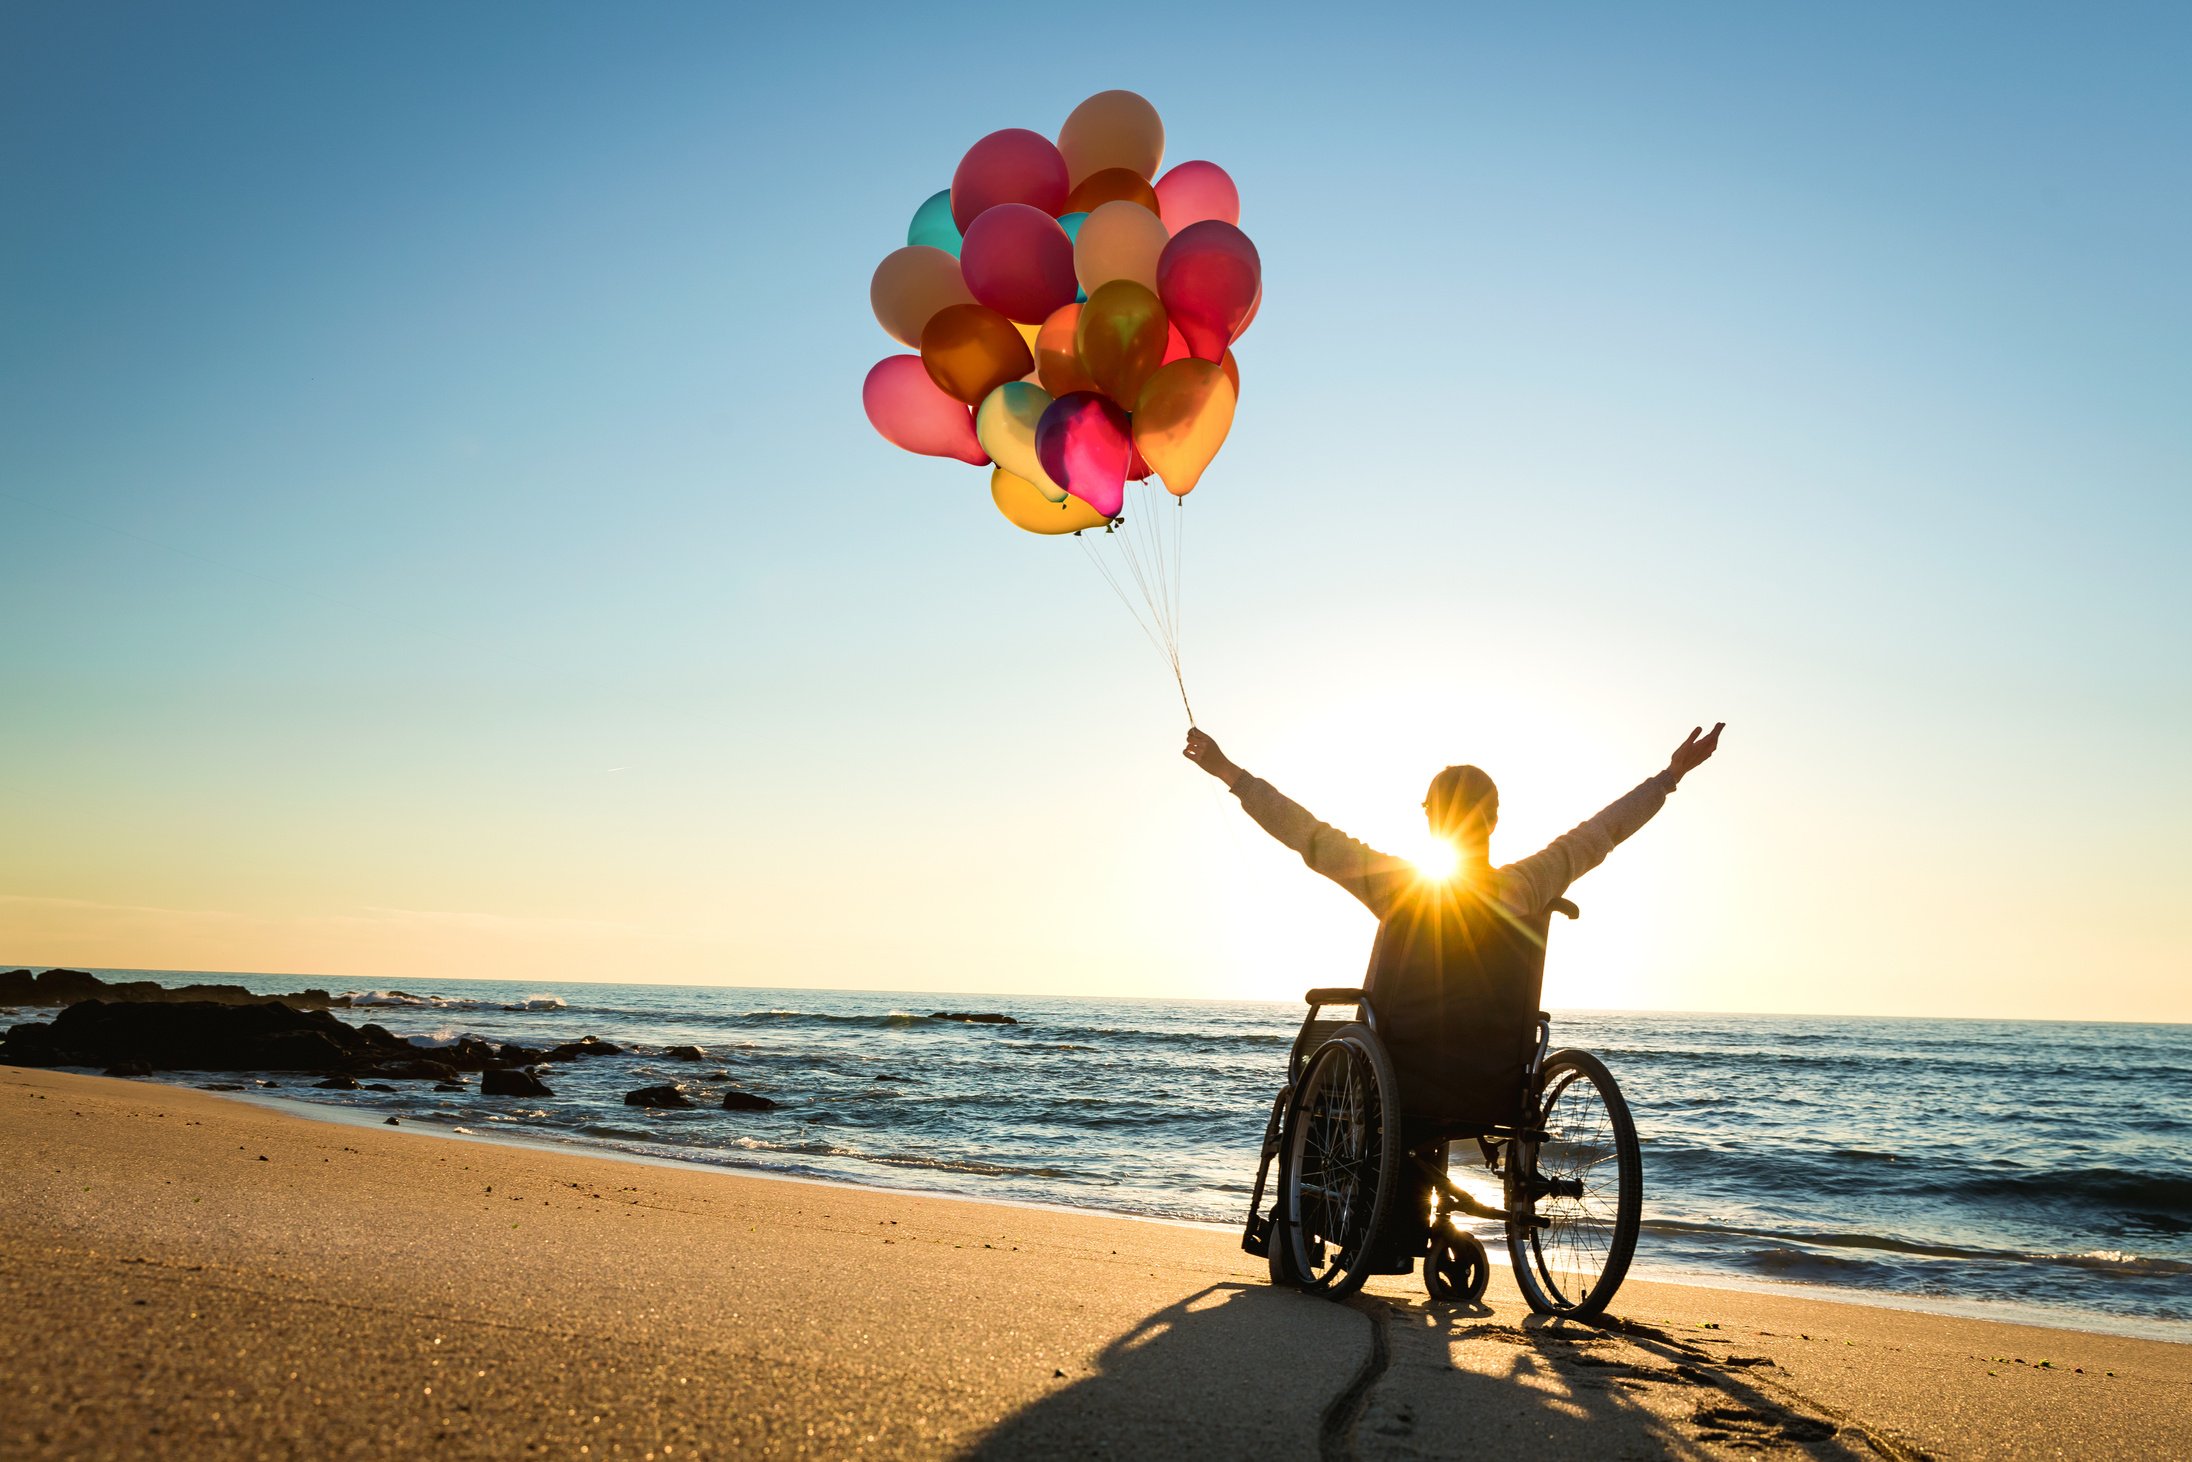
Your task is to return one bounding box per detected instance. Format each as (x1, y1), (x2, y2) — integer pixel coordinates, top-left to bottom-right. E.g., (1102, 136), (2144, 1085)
(13, 972), (2189, 1339)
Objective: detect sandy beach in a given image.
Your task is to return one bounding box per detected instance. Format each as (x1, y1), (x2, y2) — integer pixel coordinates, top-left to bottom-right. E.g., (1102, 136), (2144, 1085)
(2, 1066), (2185, 1459)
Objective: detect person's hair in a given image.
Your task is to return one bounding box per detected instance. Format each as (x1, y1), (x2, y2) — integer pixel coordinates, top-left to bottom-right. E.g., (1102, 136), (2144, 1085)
(1424, 764), (1498, 838)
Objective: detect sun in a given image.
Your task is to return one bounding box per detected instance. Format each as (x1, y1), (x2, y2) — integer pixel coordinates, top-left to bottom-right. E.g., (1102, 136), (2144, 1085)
(1406, 836), (1461, 883)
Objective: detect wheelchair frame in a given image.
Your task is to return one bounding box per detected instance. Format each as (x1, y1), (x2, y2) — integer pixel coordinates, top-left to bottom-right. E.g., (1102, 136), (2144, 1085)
(1242, 902), (1642, 1316)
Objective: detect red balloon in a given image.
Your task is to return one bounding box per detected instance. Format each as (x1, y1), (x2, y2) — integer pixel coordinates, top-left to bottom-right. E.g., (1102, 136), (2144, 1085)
(1156, 221), (1260, 363)
(950, 129), (1069, 231)
(862, 356), (988, 465)
(1153, 160), (1240, 231)
(1035, 391), (1130, 518)
(959, 204), (1078, 324)
(1162, 323), (1240, 395)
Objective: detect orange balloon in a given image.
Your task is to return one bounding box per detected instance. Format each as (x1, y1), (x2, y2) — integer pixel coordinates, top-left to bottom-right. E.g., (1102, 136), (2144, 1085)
(1035, 303), (1097, 397)
(1161, 322), (1242, 398)
(1133, 358), (1236, 496)
(1076, 280), (1168, 408)
(870, 246), (975, 349)
(1064, 167), (1161, 217)
(921, 304), (1035, 406)
(992, 468), (1111, 534)
(1073, 199), (1170, 297)
(1057, 90), (1165, 186)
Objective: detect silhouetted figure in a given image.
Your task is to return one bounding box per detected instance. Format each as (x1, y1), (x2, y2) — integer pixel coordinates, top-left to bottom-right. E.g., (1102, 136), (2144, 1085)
(1185, 722), (1723, 1266)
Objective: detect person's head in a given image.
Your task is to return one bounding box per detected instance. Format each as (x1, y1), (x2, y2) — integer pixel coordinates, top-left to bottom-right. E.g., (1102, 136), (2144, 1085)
(1424, 764), (1498, 851)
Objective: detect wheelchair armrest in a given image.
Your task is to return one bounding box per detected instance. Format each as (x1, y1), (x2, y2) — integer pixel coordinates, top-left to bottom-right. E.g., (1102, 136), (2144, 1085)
(1303, 987), (1367, 1007)
(1549, 898), (1580, 920)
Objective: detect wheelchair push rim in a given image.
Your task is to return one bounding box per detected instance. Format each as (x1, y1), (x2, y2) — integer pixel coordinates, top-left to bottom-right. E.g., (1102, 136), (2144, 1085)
(1506, 1048), (1642, 1319)
(1277, 1027), (1399, 1296)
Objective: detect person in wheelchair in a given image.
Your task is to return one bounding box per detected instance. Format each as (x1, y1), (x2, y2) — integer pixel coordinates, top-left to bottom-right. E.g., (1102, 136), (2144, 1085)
(1183, 722), (1723, 1300)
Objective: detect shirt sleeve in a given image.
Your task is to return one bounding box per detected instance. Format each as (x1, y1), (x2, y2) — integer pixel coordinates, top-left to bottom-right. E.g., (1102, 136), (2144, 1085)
(1500, 774), (1677, 914)
(1231, 775), (1415, 919)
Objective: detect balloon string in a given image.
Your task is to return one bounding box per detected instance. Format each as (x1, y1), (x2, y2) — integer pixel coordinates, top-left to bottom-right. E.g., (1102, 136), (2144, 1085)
(1078, 500), (1196, 728)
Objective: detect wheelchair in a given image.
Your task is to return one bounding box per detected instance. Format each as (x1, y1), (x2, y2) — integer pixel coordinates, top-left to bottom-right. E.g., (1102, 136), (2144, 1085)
(1240, 897), (1643, 1318)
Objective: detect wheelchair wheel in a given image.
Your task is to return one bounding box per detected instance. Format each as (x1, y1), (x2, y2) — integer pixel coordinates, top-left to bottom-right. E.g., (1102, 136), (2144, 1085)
(1275, 1026), (1399, 1297)
(1423, 1228), (1491, 1304)
(1505, 1049), (1641, 1320)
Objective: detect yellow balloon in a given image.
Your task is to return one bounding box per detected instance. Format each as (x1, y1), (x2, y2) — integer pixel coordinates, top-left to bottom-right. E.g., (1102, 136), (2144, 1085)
(976, 382), (1068, 503)
(992, 468), (1111, 534)
(1073, 200), (1170, 297)
(871, 245), (975, 348)
(1132, 359), (1237, 496)
(1057, 90), (1165, 187)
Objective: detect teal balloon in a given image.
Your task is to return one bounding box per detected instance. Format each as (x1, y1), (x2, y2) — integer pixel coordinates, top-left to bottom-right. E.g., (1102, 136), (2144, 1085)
(1059, 212), (1089, 302)
(908, 189), (962, 257)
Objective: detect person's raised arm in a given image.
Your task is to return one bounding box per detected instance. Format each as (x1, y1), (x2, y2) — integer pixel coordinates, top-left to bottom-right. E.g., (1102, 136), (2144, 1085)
(1503, 723), (1724, 913)
(1184, 728), (1413, 917)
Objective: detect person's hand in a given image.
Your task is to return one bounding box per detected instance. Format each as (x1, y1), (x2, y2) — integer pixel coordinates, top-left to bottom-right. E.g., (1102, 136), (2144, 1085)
(1183, 728), (1245, 788)
(1664, 723), (1725, 786)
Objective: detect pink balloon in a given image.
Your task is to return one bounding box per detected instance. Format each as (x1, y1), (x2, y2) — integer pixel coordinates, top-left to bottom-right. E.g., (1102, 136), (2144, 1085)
(950, 129), (1069, 231)
(1035, 391), (1130, 518)
(1156, 221), (1261, 362)
(959, 204), (1078, 324)
(862, 356), (988, 465)
(1153, 160), (1240, 232)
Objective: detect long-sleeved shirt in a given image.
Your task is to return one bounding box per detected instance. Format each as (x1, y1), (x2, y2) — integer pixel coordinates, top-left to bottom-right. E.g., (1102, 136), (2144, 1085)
(1231, 769), (1679, 1122)
(1230, 771), (1678, 921)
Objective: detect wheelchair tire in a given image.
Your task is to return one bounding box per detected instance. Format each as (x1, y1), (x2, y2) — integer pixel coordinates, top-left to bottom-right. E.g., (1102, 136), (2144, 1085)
(1275, 1025), (1400, 1298)
(1423, 1229), (1491, 1304)
(1506, 1049), (1642, 1320)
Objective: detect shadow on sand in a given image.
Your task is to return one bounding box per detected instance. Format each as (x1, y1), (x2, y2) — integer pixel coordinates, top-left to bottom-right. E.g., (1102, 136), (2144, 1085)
(968, 1283), (1868, 1459)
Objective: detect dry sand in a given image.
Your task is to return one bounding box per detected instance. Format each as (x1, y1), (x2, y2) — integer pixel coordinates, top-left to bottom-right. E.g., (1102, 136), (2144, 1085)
(2, 1066), (2185, 1458)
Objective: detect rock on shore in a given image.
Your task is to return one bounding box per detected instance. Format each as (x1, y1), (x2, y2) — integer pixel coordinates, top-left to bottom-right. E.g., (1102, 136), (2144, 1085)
(0, 968), (347, 1009)
(0, 1000), (581, 1081)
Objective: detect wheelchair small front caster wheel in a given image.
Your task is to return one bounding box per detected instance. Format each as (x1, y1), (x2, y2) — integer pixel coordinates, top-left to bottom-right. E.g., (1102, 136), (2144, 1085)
(1424, 1230), (1490, 1304)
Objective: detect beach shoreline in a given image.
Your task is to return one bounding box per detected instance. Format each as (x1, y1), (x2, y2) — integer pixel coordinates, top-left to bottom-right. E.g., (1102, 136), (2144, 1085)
(201, 1072), (2192, 1347)
(6, 1065), (2187, 1459)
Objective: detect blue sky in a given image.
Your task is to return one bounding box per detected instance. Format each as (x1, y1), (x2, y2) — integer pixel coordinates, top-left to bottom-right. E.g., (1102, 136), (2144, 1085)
(3, 3), (2186, 1018)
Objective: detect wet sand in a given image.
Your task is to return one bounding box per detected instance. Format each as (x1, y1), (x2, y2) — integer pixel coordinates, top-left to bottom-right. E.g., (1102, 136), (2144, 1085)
(2, 1066), (2186, 1458)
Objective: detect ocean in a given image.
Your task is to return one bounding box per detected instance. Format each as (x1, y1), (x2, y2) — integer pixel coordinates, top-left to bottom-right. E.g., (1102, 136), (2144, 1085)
(13, 971), (2190, 1341)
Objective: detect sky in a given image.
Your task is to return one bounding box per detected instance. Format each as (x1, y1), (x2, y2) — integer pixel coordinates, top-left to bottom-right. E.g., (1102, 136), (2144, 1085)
(2, 3), (2186, 1020)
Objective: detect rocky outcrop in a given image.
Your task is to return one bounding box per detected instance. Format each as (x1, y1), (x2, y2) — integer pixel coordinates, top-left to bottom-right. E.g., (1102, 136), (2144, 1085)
(624, 1084), (693, 1109)
(0, 968), (346, 1009)
(480, 1069), (552, 1097)
(721, 1089), (779, 1112)
(932, 1012), (1017, 1025)
(0, 1000), (560, 1079)
(662, 1045), (707, 1061)
(547, 1037), (623, 1061)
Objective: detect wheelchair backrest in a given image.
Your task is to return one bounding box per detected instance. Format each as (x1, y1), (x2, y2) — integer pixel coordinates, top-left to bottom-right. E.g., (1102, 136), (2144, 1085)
(1367, 882), (1560, 1126)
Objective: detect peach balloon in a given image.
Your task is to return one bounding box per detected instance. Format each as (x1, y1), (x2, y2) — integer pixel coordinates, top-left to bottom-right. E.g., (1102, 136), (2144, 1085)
(1056, 90), (1165, 187)
(1073, 199), (1170, 297)
(870, 245), (976, 349)
(1154, 160), (1240, 232)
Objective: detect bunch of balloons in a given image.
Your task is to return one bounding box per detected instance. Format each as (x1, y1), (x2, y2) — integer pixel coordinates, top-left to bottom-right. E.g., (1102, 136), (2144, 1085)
(862, 90), (1259, 536)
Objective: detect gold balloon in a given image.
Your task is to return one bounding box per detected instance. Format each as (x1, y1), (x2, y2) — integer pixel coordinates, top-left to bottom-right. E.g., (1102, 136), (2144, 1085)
(870, 245), (975, 349)
(976, 382), (1068, 502)
(921, 303), (1034, 406)
(1064, 167), (1161, 217)
(1132, 358), (1237, 496)
(1073, 199), (1170, 297)
(1076, 280), (1168, 409)
(1057, 90), (1165, 187)
(992, 468), (1111, 534)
